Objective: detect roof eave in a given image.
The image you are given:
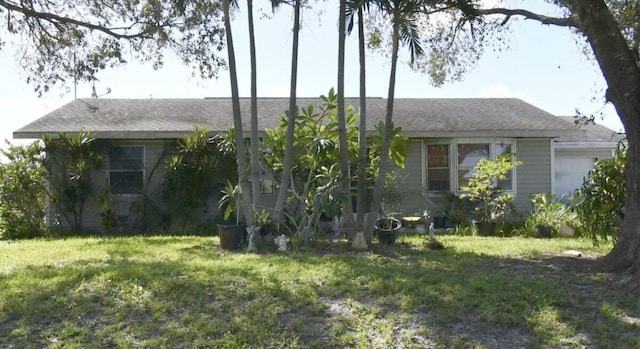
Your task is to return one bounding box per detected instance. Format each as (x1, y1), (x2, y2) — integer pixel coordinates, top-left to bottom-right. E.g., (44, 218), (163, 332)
(403, 130), (582, 138)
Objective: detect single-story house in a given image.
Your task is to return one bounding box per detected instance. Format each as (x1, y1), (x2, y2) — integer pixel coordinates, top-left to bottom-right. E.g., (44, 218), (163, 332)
(553, 116), (625, 199)
(14, 97), (622, 231)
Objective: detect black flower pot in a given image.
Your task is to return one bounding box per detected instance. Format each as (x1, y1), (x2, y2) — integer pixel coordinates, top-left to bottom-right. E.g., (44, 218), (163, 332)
(217, 224), (245, 250)
(374, 218), (402, 244)
(475, 221), (497, 236)
(535, 225), (552, 238)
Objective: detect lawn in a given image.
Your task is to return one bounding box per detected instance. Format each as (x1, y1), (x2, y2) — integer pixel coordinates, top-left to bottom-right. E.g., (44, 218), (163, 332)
(0, 235), (638, 349)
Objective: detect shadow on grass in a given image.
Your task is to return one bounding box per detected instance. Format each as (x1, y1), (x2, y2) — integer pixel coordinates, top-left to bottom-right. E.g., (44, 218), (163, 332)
(0, 238), (637, 348)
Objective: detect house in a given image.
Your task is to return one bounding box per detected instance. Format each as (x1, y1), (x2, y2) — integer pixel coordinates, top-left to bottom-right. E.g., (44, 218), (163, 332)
(14, 97), (620, 231)
(553, 116), (625, 200)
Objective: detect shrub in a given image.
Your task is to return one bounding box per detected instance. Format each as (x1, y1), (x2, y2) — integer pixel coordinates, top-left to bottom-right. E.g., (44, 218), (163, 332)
(42, 132), (103, 233)
(164, 127), (236, 230)
(0, 141), (47, 239)
(574, 145), (626, 245)
(518, 193), (580, 238)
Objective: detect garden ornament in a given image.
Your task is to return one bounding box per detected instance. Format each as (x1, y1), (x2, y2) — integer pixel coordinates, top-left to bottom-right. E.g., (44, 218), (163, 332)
(275, 234), (287, 251)
(426, 223), (444, 250)
(246, 225), (259, 251)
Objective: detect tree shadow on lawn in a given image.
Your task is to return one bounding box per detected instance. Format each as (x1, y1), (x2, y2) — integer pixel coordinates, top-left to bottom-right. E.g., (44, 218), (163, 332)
(283, 242), (639, 348)
(0, 239), (637, 348)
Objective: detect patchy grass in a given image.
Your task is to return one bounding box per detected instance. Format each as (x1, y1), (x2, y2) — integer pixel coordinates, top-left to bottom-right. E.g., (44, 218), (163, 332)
(0, 236), (637, 348)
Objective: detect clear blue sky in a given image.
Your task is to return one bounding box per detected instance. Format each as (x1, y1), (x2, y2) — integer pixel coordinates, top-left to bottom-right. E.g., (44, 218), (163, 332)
(0, 1), (624, 146)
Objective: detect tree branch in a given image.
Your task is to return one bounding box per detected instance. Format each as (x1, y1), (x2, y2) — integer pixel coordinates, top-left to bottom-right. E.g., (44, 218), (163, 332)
(477, 7), (578, 28)
(0, 0), (156, 39)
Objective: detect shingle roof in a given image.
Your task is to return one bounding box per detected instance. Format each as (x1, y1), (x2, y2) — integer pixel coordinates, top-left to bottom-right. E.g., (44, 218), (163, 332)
(14, 97), (580, 139)
(554, 116), (625, 144)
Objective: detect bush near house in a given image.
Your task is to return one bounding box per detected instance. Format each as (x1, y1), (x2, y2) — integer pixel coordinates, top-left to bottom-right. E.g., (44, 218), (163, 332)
(574, 145), (626, 245)
(0, 141), (47, 239)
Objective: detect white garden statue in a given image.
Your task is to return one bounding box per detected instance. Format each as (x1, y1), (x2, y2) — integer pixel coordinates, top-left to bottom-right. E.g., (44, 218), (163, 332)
(275, 234), (287, 252)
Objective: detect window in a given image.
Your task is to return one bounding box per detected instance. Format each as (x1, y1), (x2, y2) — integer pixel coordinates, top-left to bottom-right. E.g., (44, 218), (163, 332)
(496, 143), (514, 190)
(424, 140), (517, 194)
(248, 178), (275, 195)
(109, 146), (144, 194)
(426, 144), (450, 191)
(457, 143), (490, 190)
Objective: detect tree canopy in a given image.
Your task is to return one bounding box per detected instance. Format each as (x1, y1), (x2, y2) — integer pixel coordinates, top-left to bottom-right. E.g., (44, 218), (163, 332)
(0, 0), (227, 95)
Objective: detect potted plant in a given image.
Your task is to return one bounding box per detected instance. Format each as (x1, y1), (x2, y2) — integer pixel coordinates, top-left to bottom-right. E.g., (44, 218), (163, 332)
(528, 193), (568, 238)
(217, 180), (244, 250)
(374, 216), (402, 244)
(460, 155), (522, 236)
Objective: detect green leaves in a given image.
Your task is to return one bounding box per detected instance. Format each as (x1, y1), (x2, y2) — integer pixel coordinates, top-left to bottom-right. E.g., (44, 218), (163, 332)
(460, 154), (522, 222)
(4, 0), (227, 95)
(575, 145), (626, 245)
(0, 141), (47, 239)
(42, 132), (103, 233)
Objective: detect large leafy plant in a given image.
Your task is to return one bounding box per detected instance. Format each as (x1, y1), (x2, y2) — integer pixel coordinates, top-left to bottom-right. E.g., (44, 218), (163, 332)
(261, 88), (409, 235)
(42, 132), (103, 233)
(574, 145), (626, 245)
(0, 141), (47, 239)
(460, 154), (522, 223)
(165, 127), (237, 229)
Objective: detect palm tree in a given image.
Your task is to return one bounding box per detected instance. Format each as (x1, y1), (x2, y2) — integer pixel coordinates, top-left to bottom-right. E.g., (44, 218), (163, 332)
(336, 0), (356, 238)
(247, 0), (261, 209)
(222, 0), (254, 226)
(346, 0), (375, 232)
(272, 0), (302, 225)
(364, 0), (425, 237)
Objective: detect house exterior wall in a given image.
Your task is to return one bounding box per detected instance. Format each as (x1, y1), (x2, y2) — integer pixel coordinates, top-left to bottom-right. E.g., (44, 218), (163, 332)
(513, 139), (553, 215)
(52, 136), (564, 232)
(103, 139), (174, 231)
(392, 138), (554, 223)
(55, 139), (175, 232)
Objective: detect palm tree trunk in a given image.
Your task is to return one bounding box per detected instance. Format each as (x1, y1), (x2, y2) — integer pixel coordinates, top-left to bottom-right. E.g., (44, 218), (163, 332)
(223, 0), (254, 226)
(365, 9), (400, 238)
(247, 0), (261, 208)
(355, 5), (368, 232)
(337, 0), (356, 239)
(273, 0), (301, 224)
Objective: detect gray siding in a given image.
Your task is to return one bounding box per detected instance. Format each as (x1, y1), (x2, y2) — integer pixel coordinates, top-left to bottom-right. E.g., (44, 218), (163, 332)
(394, 138), (555, 221)
(393, 140), (429, 216)
(73, 140), (175, 232)
(513, 139), (553, 214)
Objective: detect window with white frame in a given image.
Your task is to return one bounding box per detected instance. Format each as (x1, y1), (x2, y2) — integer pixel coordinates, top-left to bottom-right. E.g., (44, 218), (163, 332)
(109, 146), (144, 195)
(457, 143), (490, 190)
(426, 144), (450, 191)
(424, 140), (516, 193)
(495, 143), (514, 191)
(248, 177), (275, 195)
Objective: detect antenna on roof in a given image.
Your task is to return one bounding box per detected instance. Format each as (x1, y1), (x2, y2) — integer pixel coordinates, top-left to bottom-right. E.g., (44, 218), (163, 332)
(91, 82), (112, 98)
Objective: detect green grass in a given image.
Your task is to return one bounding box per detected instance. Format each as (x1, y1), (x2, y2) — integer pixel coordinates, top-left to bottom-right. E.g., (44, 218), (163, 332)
(0, 236), (637, 348)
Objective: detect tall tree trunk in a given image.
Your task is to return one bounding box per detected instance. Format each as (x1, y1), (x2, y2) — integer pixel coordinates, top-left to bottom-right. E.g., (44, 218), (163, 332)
(247, 0), (261, 209)
(223, 0), (254, 226)
(355, 5), (368, 232)
(337, 0), (356, 238)
(365, 10), (400, 238)
(565, 0), (640, 283)
(273, 0), (301, 225)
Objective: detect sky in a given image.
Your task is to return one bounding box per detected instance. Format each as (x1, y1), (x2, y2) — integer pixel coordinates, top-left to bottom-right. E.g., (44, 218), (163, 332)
(0, 1), (625, 147)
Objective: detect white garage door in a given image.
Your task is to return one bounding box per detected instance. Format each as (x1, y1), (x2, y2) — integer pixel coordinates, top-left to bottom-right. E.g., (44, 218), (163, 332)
(554, 157), (596, 199)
